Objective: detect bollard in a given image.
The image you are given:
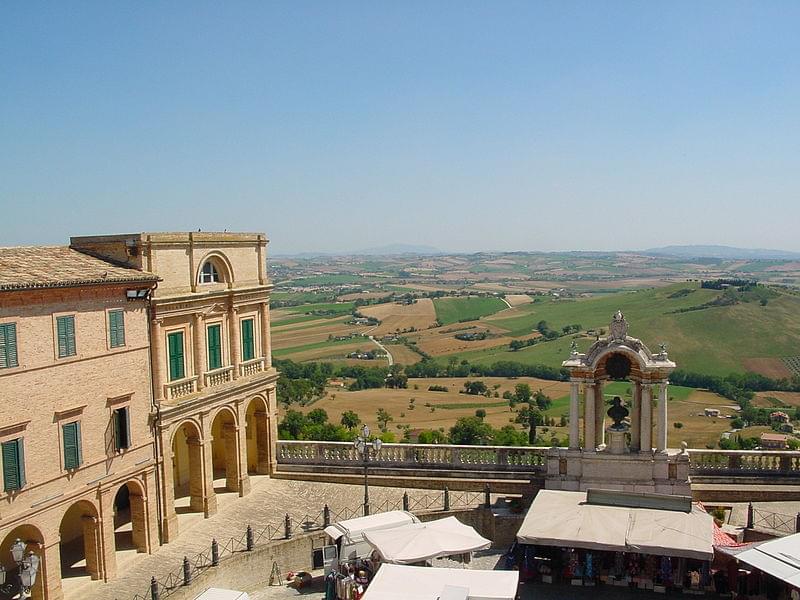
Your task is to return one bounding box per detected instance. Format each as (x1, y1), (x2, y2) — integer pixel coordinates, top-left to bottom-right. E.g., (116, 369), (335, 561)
(285, 513), (292, 539)
(443, 486), (450, 511)
(746, 502), (754, 529)
(246, 525), (254, 551)
(323, 504), (331, 528)
(183, 556), (191, 586)
(796, 512), (800, 534)
(150, 576), (160, 600)
(484, 483), (491, 508)
(211, 539), (219, 566)
(403, 491), (409, 512)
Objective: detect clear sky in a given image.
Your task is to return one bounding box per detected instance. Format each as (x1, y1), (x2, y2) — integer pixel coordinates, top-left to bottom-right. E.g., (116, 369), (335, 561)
(1, 2), (799, 254)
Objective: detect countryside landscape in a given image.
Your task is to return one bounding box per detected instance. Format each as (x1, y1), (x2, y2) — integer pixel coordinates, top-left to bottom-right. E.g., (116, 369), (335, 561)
(271, 248), (800, 450)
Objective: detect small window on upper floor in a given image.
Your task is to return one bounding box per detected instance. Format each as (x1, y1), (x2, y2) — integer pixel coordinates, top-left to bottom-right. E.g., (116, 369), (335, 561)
(199, 261), (221, 284)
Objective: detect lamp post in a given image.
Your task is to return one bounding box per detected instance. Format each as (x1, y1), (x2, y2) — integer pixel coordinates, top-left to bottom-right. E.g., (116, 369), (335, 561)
(0, 539), (40, 599)
(354, 424), (382, 516)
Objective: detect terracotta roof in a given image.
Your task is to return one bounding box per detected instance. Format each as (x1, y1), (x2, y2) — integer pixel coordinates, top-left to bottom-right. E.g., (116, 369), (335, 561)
(760, 433), (788, 442)
(0, 246), (158, 291)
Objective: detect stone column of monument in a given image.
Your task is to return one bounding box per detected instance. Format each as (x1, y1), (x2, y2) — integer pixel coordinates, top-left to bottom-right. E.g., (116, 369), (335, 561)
(656, 380), (669, 452)
(569, 379), (580, 449)
(630, 381), (641, 451)
(584, 382), (596, 450)
(640, 383), (653, 452)
(229, 305), (240, 379)
(594, 380), (605, 448)
(193, 313), (205, 391)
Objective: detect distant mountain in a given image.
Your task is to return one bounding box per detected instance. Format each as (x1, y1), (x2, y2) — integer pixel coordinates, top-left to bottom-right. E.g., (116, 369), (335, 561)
(644, 245), (800, 261)
(354, 243), (442, 256)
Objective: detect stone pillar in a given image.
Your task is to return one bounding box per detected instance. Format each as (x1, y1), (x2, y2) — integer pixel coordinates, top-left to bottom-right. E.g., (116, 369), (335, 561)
(235, 415), (251, 496)
(201, 437), (218, 517)
(640, 383), (653, 453)
(161, 446), (180, 543)
(151, 319), (165, 402)
(129, 489), (148, 552)
(631, 382), (641, 452)
(568, 380), (580, 450)
(229, 306), (240, 379)
(143, 470), (159, 553)
(595, 381), (605, 448)
(98, 488), (117, 581)
(40, 540), (62, 600)
(193, 314), (205, 391)
(584, 383), (596, 451)
(255, 410), (271, 474)
(268, 387), (279, 473)
(223, 423), (242, 493)
(260, 302), (272, 369)
(81, 515), (103, 580)
(657, 380), (669, 452)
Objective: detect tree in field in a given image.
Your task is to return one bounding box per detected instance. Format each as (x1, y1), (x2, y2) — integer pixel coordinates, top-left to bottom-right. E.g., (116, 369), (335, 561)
(306, 408), (329, 425)
(464, 380), (488, 396)
(340, 410), (361, 431)
(515, 405), (544, 445)
(533, 389), (552, 411)
(279, 410), (307, 439)
(385, 364), (408, 389)
(376, 408), (394, 432)
(417, 429), (448, 444)
(514, 383), (532, 404)
(509, 339), (525, 351)
(449, 417), (494, 445)
(475, 409), (487, 420)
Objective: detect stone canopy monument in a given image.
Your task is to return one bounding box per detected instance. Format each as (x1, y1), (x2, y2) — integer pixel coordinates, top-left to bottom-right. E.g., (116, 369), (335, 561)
(545, 312), (691, 495)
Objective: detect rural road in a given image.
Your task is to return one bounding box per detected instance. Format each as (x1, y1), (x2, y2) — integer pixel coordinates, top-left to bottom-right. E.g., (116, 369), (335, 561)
(368, 335), (394, 366)
(500, 297), (513, 308)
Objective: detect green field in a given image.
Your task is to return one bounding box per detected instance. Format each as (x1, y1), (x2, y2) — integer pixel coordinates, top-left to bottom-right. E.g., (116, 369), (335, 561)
(433, 296), (508, 325)
(542, 382), (697, 418)
(272, 335), (369, 358)
(285, 274), (365, 286)
(443, 283), (800, 376)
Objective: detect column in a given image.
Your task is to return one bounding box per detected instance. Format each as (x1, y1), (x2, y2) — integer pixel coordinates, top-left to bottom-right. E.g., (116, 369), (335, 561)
(98, 488), (117, 581)
(41, 540), (62, 600)
(595, 381), (605, 448)
(584, 382), (596, 451)
(81, 515), (102, 580)
(235, 410), (252, 496)
(630, 382), (641, 452)
(569, 380), (580, 450)
(255, 410), (271, 474)
(193, 313), (205, 391)
(640, 383), (652, 453)
(161, 446), (180, 543)
(223, 423), (242, 493)
(657, 380), (669, 452)
(229, 305), (240, 379)
(151, 319), (165, 402)
(142, 470), (160, 553)
(268, 387), (279, 473)
(201, 437), (218, 517)
(260, 302), (272, 368)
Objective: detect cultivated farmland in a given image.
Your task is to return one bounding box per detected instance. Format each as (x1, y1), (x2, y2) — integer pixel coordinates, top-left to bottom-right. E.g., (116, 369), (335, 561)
(359, 298), (438, 335)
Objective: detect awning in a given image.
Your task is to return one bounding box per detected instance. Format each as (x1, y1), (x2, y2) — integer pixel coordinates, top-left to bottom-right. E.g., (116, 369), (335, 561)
(517, 490), (714, 561)
(324, 511), (419, 543)
(734, 533), (800, 587)
(361, 564), (519, 600)
(363, 516), (491, 564)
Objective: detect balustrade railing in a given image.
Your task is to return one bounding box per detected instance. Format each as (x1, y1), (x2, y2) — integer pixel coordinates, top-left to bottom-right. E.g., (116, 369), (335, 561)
(277, 440), (548, 472)
(164, 376), (198, 400)
(204, 365), (234, 388)
(239, 357), (265, 377)
(687, 449), (800, 476)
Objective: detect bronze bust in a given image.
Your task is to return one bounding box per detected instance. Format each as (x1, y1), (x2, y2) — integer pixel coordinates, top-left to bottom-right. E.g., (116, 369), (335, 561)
(607, 396), (629, 430)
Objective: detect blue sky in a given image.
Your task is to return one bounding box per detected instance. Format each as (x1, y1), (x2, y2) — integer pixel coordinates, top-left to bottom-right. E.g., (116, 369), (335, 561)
(1, 2), (799, 254)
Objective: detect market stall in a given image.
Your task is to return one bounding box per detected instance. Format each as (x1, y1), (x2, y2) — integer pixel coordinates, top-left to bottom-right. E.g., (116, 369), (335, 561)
(360, 564), (519, 600)
(717, 532), (800, 597)
(514, 489), (714, 591)
(363, 516), (491, 564)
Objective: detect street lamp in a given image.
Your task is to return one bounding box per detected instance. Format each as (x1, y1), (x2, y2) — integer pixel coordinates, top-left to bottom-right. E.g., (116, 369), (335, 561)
(354, 424), (382, 516)
(0, 539), (40, 599)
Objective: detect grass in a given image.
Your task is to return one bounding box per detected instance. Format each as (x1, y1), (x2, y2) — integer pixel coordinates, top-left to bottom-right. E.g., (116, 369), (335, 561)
(285, 274), (365, 286)
(272, 335), (369, 358)
(281, 301), (356, 315)
(433, 296), (508, 325)
(434, 401), (510, 410)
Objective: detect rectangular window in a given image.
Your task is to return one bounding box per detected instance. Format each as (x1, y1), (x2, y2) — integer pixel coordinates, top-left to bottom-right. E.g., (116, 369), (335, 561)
(207, 324), (222, 370)
(113, 407), (131, 451)
(56, 315), (76, 358)
(2, 438), (25, 492)
(241, 318), (255, 362)
(167, 331), (185, 381)
(108, 310), (126, 348)
(62, 421), (83, 470)
(0, 323), (18, 369)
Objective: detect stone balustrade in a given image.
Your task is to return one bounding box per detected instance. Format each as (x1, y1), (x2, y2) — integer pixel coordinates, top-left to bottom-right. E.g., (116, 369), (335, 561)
(687, 449), (800, 476)
(204, 365), (234, 388)
(164, 376), (199, 400)
(239, 357), (265, 377)
(277, 440), (548, 473)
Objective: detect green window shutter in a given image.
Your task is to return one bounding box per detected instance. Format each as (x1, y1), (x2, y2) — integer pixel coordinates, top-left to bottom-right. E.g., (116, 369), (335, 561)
(63, 422), (80, 469)
(167, 332), (185, 381)
(109, 310), (125, 348)
(57, 316), (76, 357)
(207, 324), (222, 370)
(241, 319), (255, 362)
(2, 439), (24, 491)
(0, 323), (18, 368)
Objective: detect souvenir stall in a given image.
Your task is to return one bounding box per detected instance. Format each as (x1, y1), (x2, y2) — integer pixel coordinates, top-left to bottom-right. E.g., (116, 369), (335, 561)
(716, 532), (800, 599)
(360, 564), (519, 600)
(515, 489), (714, 592)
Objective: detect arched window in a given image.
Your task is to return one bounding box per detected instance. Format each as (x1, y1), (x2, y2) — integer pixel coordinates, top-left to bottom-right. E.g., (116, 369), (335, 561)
(199, 261), (221, 284)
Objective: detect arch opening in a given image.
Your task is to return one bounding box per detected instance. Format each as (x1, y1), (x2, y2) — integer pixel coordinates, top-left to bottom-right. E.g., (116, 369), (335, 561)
(171, 421), (204, 514)
(113, 482), (148, 557)
(211, 408), (239, 493)
(58, 500), (101, 583)
(245, 397), (270, 475)
(1, 525), (46, 600)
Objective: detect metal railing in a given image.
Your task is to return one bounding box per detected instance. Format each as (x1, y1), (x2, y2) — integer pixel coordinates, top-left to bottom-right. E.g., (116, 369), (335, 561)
(747, 503), (800, 535)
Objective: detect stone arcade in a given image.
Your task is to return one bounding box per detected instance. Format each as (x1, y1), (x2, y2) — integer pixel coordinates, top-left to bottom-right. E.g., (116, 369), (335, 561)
(546, 311), (691, 494)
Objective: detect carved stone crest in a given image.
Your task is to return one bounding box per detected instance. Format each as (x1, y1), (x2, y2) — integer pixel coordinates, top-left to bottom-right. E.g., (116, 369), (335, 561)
(609, 310), (628, 342)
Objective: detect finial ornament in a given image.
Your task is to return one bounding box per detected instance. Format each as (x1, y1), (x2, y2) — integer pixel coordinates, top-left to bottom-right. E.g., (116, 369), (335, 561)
(570, 340), (579, 356)
(609, 310), (628, 342)
(658, 342), (668, 357)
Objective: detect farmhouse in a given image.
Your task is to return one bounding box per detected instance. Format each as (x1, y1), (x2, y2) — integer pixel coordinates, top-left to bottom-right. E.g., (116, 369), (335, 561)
(760, 433), (789, 450)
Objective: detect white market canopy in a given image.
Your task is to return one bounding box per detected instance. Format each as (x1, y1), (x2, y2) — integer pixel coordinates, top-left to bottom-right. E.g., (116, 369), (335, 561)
(363, 516), (491, 564)
(361, 564), (519, 600)
(193, 589), (249, 600)
(517, 489), (713, 561)
(734, 533), (800, 587)
(324, 511), (419, 544)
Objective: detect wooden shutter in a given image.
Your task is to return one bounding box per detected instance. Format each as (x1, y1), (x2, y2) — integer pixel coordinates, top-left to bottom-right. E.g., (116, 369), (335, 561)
(114, 407), (130, 451)
(167, 332), (185, 381)
(57, 316), (76, 357)
(2, 439), (23, 491)
(109, 310), (125, 348)
(0, 323), (18, 368)
(63, 422), (80, 469)
(207, 325), (222, 370)
(241, 319), (254, 362)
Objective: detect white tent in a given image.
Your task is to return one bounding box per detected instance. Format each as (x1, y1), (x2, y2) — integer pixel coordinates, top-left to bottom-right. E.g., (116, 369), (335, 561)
(324, 511), (419, 544)
(517, 489), (713, 561)
(363, 516), (491, 564)
(733, 533), (800, 587)
(361, 564), (519, 600)
(193, 588), (249, 600)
